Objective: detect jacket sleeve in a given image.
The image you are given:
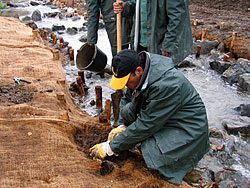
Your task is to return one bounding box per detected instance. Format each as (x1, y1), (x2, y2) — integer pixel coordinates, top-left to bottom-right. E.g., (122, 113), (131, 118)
(117, 89), (132, 125)
(161, 0), (187, 53)
(110, 78), (182, 153)
(86, 0), (101, 44)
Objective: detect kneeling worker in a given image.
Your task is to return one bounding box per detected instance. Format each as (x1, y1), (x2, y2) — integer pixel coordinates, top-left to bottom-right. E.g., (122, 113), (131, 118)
(89, 49), (210, 185)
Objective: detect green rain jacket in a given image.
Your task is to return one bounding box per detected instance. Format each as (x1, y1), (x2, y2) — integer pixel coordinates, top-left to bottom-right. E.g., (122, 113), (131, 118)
(110, 53), (210, 185)
(123, 0), (193, 65)
(86, 0), (133, 49)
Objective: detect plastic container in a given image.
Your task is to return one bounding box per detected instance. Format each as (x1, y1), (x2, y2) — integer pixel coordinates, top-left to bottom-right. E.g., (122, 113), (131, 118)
(76, 43), (107, 72)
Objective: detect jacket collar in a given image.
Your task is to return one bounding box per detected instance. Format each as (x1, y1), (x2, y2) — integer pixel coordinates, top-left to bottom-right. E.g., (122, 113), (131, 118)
(132, 51), (150, 103)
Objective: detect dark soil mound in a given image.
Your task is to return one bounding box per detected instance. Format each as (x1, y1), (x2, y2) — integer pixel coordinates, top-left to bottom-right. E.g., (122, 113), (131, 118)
(190, 0), (250, 11)
(0, 83), (35, 105)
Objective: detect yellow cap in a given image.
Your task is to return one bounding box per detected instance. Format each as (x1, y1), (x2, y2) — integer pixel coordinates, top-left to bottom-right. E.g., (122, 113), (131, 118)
(110, 73), (130, 90)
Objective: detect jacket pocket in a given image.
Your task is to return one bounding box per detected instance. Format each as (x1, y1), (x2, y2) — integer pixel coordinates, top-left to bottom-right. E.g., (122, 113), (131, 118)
(154, 127), (192, 154)
(102, 14), (116, 23)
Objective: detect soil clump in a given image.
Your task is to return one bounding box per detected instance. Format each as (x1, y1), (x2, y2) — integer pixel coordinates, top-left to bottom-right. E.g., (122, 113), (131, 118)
(0, 83), (35, 105)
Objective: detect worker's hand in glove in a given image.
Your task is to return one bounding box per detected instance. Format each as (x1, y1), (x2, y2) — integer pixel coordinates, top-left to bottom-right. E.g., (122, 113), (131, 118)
(89, 141), (114, 160)
(107, 125), (127, 141)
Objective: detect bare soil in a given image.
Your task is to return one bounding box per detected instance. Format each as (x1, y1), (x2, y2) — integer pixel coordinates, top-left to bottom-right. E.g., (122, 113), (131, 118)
(0, 84), (35, 105)
(189, 0), (250, 39)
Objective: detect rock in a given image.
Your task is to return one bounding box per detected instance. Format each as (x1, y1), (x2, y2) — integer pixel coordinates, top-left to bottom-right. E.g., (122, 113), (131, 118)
(30, 1), (40, 6)
(0, 9), (29, 17)
(210, 49), (220, 59)
(6, 1), (29, 7)
(90, 100), (95, 106)
(209, 137), (225, 151)
(233, 104), (250, 118)
(58, 12), (64, 19)
(83, 22), (88, 27)
(237, 58), (250, 71)
(221, 58), (250, 85)
(238, 73), (250, 93)
(72, 16), (81, 21)
(62, 41), (69, 48)
(46, 12), (58, 18)
(222, 115), (250, 136)
(22, 15), (31, 22)
(50, 4), (59, 9)
(24, 21), (38, 30)
(66, 12), (72, 18)
(86, 72), (92, 79)
(209, 60), (231, 74)
(32, 9), (41, 21)
(52, 24), (65, 31)
(178, 59), (196, 68)
(54, 44), (61, 50)
(61, 48), (68, 55)
(44, 0), (52, 6)
(69, 81), (89, 94)
(57, 31), (65, 35)
(66, 27), (78, 35)
(42, 27), (52, 34)
(79, 25), (88, 32)
(13, 14), (19, 19)
(183, 169), (202, 185)
(69, 82), (80, 95)
(197, 156), (225, 175)
(83, 85), (89, 92)
(79, 34), (87, 43)
(193, 40), (219, 55)
(217, 42), (225, 53)
(209, 128), (226, 138)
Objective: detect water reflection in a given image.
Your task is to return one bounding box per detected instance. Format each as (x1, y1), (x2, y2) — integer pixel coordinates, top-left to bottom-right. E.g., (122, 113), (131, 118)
(181, 66), (250, 129)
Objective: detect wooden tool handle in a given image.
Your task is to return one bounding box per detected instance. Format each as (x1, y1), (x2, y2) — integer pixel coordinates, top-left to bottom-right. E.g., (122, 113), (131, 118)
(116, 0), (122, 53)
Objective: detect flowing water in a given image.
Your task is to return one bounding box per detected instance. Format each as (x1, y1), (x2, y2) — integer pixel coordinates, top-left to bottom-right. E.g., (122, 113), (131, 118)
(2, 2), (250, 187)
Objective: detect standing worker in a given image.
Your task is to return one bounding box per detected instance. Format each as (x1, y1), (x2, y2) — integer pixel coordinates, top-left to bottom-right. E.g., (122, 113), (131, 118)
(113, 0), (193, 65)
(89, 49), (210, 185)
(86, 0), (134, 56)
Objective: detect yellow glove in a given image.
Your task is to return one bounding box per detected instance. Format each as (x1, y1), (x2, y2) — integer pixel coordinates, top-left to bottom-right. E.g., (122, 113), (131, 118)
(107, 125), (127, 141)
(89, 141), (114, 161)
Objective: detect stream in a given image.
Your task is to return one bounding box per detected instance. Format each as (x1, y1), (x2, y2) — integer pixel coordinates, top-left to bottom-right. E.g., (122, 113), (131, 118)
(1, 1), (250, 187)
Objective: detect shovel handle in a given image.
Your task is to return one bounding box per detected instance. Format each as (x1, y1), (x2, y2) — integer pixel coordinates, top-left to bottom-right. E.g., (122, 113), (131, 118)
(116, 0), (122, 53)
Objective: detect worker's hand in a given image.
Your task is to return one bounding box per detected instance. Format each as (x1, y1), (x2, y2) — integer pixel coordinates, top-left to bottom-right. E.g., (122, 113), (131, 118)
(113, 1), (125, 14)
(89, 141), (114, 160)
(161, 51), (170, 57)
(88, 43), (94, 47)
(107, 124), (127, 141)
